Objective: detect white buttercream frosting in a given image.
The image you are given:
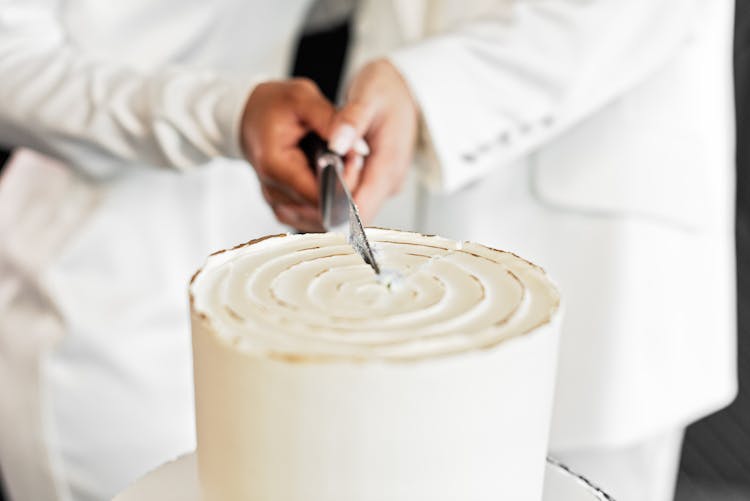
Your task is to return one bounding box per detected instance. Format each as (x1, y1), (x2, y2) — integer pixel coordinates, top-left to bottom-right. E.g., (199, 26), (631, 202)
(190, 228), (559, 361)
(190, 229), (562, 501)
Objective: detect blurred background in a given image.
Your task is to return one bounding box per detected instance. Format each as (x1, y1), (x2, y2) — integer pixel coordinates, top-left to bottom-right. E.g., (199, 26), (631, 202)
(0, 2), (748, 501)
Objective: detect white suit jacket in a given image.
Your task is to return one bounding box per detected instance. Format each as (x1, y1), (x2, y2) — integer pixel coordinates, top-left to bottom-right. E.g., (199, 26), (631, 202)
(351, 0), (736, 450)
(0, 0), (737, 500)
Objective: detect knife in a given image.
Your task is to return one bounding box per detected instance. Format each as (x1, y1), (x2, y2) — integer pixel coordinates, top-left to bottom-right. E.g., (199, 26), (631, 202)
(299, 132), (381, 275)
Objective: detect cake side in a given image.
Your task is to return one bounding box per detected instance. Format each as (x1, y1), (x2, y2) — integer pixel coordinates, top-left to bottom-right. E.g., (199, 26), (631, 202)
(192, 308), (561, 501)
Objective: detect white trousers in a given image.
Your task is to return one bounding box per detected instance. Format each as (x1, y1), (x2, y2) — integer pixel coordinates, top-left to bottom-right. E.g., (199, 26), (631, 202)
(552, 428), (685, 501)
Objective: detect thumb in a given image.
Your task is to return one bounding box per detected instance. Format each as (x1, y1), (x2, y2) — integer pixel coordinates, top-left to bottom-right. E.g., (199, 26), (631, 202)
(328, 99), (379, 155)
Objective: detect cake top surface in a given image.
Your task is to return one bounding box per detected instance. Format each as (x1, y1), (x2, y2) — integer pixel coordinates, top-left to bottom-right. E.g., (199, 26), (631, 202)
(189, 228), (560, 362)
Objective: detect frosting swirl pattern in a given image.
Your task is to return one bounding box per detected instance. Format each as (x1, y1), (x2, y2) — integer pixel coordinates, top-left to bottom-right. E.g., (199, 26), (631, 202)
(190, 228), (559, 361)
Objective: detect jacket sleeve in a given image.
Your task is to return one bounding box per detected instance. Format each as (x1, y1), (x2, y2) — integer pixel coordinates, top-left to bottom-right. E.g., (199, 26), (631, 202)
(388, 0), (702, 193)
(0, 0), (253, 175)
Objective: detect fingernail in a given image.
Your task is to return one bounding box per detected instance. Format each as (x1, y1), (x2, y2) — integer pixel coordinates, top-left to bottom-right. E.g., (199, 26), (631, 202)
(354, 138), (370, 156)
(354, 155), (364, 171)
(329, 124), (357, 155)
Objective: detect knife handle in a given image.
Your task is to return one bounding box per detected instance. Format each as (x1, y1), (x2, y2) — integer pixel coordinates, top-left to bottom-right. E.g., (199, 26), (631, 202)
(298, 132), (332, 174)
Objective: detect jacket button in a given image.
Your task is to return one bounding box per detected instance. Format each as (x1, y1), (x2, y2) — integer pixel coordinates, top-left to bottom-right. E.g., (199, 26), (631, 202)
(461, 153), (476, 163)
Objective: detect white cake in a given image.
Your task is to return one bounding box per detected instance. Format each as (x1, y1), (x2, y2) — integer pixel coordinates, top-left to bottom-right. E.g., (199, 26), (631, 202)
(189, 229), (561, 501)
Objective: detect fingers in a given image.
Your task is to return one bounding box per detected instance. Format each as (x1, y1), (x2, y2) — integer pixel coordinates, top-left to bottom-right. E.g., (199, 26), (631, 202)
(353, 145), (407, 224)
(243, 79), (333, 206)
(260, 183), (302, 207)
(257, 146), (319, 205)
(274, 204), (324, 233)
(289, 78), (372, 160)
(328, 99), (379, 155)
(341, 150), (365, 192)
(309, 60), (416, 225)
(244, 76), (390, 228)
(262, 184), (323, 232)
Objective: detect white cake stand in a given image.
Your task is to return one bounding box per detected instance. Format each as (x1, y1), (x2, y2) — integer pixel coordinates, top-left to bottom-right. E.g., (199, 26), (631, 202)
(113, 453), (613, 501)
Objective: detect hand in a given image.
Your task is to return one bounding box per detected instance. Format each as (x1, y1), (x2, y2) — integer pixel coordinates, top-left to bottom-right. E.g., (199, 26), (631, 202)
(240, 78), (332, 232)
(327, 59), (419, 223)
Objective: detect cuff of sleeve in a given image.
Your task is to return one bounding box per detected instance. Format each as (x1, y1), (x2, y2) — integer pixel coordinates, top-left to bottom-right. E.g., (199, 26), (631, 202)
(390, 42), (547, 196)
(215, 78), (258, 160)
(387, 40), (474, 194)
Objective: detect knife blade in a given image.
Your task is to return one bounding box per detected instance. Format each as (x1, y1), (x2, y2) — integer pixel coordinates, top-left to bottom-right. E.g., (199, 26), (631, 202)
(299, 132), (381, 275)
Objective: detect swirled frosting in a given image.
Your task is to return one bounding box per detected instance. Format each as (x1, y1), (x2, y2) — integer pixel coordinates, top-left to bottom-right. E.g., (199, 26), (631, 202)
(189, 228), (559, 361)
